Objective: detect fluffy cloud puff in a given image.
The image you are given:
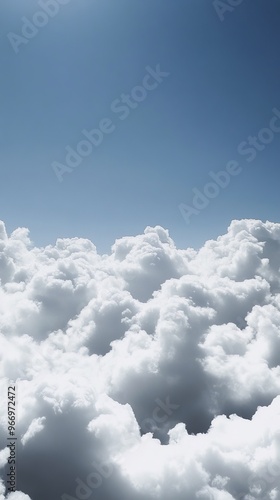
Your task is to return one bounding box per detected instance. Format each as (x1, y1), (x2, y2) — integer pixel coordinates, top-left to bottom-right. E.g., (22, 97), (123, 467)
(0, 219), (280, 499)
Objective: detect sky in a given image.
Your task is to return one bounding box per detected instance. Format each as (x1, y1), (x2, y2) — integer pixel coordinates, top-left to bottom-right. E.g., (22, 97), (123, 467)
(1, 0), (280, 253)
(1, 2), (280, 500)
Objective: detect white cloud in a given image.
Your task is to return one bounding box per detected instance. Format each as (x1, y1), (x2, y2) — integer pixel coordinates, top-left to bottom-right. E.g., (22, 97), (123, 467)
(21, 417), (46, 446)
(0, 218), (280, 499)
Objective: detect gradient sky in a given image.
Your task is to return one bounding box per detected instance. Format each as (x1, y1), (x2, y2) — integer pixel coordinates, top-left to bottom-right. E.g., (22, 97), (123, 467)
(1, 0), (280, 253)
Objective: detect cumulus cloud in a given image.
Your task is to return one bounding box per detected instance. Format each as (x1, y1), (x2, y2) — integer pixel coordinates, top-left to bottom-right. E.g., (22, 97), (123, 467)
(21, 418), (46, 447)
(0, 218), (280, 499)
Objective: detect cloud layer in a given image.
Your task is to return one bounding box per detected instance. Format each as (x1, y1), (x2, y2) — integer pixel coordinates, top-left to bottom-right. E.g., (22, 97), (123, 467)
(0, 219), (280, 499)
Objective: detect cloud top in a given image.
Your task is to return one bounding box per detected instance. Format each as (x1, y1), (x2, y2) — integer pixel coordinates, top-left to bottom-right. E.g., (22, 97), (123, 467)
(0, 219), (280, 499)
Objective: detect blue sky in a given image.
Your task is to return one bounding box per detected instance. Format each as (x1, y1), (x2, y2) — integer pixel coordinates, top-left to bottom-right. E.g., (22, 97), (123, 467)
(1, 0), (280, 253)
